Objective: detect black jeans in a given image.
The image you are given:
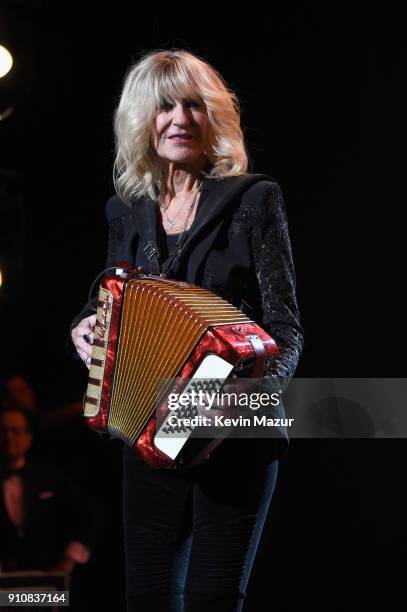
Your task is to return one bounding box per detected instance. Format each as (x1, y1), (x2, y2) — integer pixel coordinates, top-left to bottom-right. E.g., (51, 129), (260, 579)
(122, 440), (279, 612)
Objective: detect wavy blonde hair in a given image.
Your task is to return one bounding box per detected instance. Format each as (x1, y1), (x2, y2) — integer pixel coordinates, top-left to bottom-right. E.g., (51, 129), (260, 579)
(113, 49), (248, 203)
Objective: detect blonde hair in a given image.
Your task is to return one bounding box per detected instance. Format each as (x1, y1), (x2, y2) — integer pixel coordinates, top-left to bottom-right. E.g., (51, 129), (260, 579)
(113, 49), (249, 203)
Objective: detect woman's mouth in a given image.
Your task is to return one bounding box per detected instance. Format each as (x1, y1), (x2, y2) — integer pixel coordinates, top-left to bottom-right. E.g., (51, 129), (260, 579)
(168, 134), (193, 144)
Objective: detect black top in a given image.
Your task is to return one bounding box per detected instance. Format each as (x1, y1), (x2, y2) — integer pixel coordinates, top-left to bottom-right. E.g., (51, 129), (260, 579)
(162, 231), (181, 261)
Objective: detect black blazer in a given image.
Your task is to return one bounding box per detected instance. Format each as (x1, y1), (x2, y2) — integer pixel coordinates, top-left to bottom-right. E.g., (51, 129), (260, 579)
(69, 174), (304, 461)
(0, 462), (101, 570)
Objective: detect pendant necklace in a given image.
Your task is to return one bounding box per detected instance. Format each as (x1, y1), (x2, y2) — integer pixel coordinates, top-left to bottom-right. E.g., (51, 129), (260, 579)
(161, 182), (202, 231)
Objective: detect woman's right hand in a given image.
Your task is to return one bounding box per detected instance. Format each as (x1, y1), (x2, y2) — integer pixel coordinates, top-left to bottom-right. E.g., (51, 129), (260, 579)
(71, 314), (96, 369)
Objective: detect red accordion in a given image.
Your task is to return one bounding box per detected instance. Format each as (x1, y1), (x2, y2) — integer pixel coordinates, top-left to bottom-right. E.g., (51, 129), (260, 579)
(84, 265), (278, 468)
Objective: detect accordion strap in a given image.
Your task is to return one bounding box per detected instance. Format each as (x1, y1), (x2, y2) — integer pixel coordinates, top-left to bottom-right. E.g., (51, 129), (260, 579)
(247, 334), (267, 379)
(143, 240), (161, 275)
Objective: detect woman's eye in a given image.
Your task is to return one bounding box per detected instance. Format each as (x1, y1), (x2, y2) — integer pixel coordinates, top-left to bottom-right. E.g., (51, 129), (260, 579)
(159, 100), (173, 111)
(158, 99), (201, 112)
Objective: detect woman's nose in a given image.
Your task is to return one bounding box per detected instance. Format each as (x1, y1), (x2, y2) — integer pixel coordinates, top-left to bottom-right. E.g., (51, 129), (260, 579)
(171, 102), (190, 125)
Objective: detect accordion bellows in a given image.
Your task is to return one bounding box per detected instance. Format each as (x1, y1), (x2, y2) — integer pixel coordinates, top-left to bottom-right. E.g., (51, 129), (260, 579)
(84, 268), (278, 468)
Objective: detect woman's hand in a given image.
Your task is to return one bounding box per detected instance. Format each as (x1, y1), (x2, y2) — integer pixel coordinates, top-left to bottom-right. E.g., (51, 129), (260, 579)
(71, 314), (96, 369)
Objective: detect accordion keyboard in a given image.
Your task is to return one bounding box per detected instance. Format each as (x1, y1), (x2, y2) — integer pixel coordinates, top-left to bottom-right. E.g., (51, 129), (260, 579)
(154, 353), (233, 459)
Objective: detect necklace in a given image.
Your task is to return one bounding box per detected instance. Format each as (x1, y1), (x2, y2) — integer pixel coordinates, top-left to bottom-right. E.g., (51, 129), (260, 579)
(160, 182), (202, 231)
(160, 183), (202, 276)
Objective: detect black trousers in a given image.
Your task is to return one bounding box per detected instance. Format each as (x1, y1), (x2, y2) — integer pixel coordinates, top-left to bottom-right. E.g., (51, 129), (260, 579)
(122, 440), (279, 612)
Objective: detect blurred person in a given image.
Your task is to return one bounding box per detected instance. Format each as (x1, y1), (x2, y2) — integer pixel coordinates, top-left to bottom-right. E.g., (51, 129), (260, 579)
(2, 375), (37, 415)
(2, 373), (83, 432)
(0, 406), (102, 574)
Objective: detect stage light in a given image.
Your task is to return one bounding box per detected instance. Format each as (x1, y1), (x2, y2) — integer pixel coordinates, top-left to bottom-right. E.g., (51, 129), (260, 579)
(0, 45), (13, 78)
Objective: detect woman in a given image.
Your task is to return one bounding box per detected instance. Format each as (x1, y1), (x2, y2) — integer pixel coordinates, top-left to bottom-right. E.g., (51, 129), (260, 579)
(70, 49), (304, 612)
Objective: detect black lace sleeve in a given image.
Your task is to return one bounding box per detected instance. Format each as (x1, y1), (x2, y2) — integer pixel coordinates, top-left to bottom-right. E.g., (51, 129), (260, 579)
(251, 182), (304, 389)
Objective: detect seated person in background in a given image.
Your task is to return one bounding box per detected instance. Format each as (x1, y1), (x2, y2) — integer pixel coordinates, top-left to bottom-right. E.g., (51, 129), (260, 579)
(0, 372), (98, 487)
(1, 375), (37, 416)
(0, 406), (102, 574)
(1, 373), (83, 433)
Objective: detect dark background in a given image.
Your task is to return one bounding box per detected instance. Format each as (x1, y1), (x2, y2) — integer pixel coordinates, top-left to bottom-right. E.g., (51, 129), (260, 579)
(0, 2), (404, 610)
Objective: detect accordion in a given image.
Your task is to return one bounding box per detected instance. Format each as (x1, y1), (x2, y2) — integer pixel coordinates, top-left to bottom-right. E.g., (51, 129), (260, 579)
(83, 265), (279, 468)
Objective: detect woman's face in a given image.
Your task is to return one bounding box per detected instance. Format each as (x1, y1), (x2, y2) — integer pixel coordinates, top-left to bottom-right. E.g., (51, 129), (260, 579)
(153, 96), (209, 169)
